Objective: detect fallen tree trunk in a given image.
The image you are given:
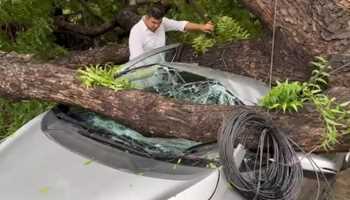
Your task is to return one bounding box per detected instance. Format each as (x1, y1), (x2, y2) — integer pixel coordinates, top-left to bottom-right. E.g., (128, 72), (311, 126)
(52, 38), (313, 82)
(53, 44), (129, 67)
(1, 0), (350, 155)
(184, 0), (350, 86)
(1, 51), (349, 153)
(241, 0), (350, 57)
(180, 38), (312, 83)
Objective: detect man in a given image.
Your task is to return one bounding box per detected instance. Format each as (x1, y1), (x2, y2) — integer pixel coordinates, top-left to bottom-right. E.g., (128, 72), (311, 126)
(128, 6), (214, 60)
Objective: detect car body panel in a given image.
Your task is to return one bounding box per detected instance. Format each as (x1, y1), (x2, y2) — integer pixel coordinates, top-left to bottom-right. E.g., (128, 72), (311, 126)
(0, 44), (349, 200)
(0, 113), (226, 200)
(0, 108), (345, 200)
(297, 153), (341, 174)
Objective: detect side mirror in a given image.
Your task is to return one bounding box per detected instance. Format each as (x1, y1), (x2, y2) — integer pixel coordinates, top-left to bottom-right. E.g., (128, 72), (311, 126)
(342, 152), (350, 170)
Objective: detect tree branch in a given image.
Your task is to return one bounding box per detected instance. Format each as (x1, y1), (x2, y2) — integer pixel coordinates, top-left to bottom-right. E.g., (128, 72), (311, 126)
(1, 51), (349, 153)
(54, 6), (140, 37)
(52, 43), (129, 67)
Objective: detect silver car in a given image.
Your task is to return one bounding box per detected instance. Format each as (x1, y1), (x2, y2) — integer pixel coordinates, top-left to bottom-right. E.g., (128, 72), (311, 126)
(0, 44), (348, 200)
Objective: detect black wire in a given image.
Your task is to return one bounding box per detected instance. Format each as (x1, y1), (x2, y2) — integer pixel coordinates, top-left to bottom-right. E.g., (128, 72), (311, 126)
(218, 110), (303, 200)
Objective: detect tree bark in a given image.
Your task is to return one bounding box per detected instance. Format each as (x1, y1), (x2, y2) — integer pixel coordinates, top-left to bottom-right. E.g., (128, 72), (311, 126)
(52, 44), (129, 67)
(1, 1), (350, 154)
(241, 0), (350, 57)
(165, 0), (350, 87)
(1, 51), (349, 153)
(180, 38), (312, 84)
(51, 38), (313, 81)
(52, 0), (350, 86)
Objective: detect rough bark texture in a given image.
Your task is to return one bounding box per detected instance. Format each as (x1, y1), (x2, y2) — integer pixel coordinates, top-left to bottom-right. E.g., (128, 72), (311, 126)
(52, 0), (350, 83)
(241, 0), (350, 56)
(1, 51), (349, 153)
(52, 0), (350, 73)
(180, 0), (349, 87)
(52, 38), (313, 81)
(180, 37), (313, 84)
(1, 0), (350, 154)
(52, 44), (129, 68)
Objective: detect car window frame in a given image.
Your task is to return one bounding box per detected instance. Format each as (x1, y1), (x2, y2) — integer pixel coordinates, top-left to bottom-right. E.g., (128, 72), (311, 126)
(120, 43), (181, 72)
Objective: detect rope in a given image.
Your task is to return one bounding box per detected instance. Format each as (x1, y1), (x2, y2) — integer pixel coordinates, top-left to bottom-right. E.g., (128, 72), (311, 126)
(218, 110), (303, 200)
(329, 61), (350, 74)
(269, 0), (279, 88)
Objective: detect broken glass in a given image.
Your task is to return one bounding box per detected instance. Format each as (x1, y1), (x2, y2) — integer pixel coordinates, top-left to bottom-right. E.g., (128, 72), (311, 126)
(79, 65), (239, 158)
(140, 66), (240, 106)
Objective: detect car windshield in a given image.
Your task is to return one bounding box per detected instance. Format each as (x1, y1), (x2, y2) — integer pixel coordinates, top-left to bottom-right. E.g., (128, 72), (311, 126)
(57, 106), (199, 157)
(55, 65), (240, 165)
(54, 49), (244, 166)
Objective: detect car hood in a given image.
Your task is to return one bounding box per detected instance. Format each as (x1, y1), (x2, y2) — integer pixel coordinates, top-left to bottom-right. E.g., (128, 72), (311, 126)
(0, 113), (220, 200)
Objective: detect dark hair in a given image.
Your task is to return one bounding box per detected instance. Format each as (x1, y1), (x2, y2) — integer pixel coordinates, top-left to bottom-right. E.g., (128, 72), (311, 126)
(147, 6), (165, 20)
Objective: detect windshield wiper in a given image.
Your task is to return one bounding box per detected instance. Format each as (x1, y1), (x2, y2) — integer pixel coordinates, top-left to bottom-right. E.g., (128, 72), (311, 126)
(182, 141), (218, 155)
(55, 107), (212, 162)
(55, 110), (153, 158)
(79, 129), (153, 158)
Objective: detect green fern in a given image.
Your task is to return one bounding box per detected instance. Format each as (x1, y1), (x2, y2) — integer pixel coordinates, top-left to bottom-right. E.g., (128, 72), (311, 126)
(260, 56), (350, 150)
(215, 16), (250, 43)
(191, 16), (250, 54)
(260, 80), (304, 112)
(77, 64), (133, 91)
(303, 90), (350, 150)
(192, 35), (216, 54)
(308, 56), (331, 90)
(302, 56), (349, 149)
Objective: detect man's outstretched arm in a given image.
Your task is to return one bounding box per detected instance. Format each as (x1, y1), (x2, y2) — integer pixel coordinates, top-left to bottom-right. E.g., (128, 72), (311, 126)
(184, 21), (214, 33)
(163, 17), (214, 33)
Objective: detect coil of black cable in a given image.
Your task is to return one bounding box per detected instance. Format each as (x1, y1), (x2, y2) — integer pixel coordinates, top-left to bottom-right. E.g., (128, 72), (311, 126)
(218, 110), (303, 200)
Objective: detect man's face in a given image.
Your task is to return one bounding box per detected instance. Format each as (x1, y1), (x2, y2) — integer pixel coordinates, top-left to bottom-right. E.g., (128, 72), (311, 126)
(144, 16), (162, 32)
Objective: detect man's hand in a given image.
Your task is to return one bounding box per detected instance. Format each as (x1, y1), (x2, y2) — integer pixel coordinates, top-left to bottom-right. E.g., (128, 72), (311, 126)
(184, 21), (214, 33)
(201, 21), (214, 33)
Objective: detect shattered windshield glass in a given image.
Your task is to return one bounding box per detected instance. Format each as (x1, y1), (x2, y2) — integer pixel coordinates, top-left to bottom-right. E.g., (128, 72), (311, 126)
(124, 66), (241, 105)
(62, 45), (241, 162)
(64, 107), (199, 157)
(64, 63), (240, 162)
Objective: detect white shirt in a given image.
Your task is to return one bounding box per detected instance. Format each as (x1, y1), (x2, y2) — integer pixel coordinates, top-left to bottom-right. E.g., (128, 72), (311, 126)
(128, 17), (188, 60)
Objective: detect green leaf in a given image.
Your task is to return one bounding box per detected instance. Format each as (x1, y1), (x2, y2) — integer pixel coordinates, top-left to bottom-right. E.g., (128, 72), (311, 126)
(325, 118), (343, 126)
(340, 101), (350, 107)
(291, 103), (299, 112)
(282, 103), (287, 112)
(330, 109), (345, 114)
(315, 78), (328, 85)
(84, 160), (93, 165)
(39, 186), (50, 194)
(269, 103), (281, 109)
